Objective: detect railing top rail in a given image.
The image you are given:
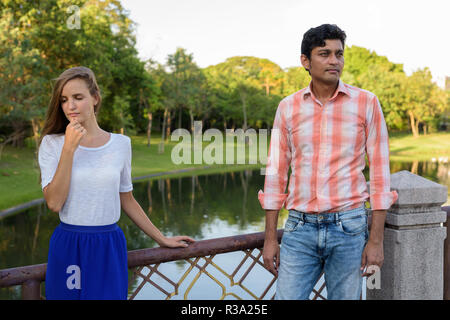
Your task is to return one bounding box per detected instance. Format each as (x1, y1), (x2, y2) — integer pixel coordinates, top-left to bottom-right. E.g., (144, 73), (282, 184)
(0, 229), (284, 288)
(128, 229), (283, 268)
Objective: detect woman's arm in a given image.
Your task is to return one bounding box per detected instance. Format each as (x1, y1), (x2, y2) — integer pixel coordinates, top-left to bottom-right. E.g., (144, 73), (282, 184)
(119, 191), (195, 248)
(43, 146), (75, 212)
(43, 119), (86, 212)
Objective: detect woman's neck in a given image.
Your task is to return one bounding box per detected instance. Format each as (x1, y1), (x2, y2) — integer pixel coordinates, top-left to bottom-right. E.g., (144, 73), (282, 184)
(79, 118), (106, 141)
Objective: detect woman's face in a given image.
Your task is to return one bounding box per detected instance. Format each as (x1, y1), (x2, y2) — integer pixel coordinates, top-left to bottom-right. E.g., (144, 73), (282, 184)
(60, 78), (98, 124)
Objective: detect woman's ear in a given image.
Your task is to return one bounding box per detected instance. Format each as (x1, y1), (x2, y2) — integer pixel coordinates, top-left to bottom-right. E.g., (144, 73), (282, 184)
(93, 95), (99, 112)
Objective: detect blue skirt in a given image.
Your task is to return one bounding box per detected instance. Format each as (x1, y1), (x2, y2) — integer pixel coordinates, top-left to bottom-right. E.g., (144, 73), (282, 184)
(45, 222), (128, 300)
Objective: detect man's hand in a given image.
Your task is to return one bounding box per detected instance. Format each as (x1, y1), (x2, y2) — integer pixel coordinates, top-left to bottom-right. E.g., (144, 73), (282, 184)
(361, 210), (386, 277)
(263, 239), (280, 276)
(361, 240), (383, 277)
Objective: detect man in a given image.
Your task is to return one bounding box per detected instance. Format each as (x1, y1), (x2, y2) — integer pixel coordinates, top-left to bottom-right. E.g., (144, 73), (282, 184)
(259, 24), (398, 300)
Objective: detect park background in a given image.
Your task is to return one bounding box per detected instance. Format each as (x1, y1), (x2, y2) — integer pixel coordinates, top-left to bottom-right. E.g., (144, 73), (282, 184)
(0, 0), (449, 299)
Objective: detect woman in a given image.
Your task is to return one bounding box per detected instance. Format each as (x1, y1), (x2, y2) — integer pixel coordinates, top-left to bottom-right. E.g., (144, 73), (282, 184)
(38, 66), (195, 300)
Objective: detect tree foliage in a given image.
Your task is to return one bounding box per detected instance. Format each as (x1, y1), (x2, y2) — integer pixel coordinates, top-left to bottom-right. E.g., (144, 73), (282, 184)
(0, 2), (448, 148)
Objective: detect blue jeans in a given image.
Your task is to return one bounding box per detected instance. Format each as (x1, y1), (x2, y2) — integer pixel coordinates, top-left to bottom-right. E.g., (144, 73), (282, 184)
(276, 205), (369, 300)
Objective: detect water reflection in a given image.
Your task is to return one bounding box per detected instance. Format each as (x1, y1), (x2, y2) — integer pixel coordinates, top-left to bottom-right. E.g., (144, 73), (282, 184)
(390, 160), (449, 205)
(0, 160), (449, 299)
(126, 169), (267, 252)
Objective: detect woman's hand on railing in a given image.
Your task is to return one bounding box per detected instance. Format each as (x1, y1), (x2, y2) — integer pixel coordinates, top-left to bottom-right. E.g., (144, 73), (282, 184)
(160, 235), (196, 248)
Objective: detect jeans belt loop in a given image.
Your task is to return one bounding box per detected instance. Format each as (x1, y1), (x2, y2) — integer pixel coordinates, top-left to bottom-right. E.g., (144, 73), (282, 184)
(300, 212), (305, 224)
(334, 212), (340, 225)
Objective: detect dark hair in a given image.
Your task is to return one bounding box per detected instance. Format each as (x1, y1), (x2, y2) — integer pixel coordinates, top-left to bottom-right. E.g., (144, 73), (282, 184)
(301, 24), (347, 60)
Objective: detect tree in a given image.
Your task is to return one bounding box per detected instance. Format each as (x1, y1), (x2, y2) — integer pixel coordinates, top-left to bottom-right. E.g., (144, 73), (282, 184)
(0, 6), (49, 155)
(165, 48), (204, 132)
(205, 56), (284, 130)
(404, 68), (447, 137)
(0, 0), (149, 145)
(142, 59), (164, 146)
(343, 45), (404, 86)
(282, 67), (310, 96)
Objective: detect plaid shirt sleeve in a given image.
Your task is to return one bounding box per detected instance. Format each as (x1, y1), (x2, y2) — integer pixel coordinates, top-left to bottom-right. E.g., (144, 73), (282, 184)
(258, 100), (292, 210)
(365, 95), (398, 211)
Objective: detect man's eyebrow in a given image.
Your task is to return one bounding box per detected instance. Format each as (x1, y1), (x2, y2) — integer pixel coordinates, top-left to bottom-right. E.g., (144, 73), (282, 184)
(317, 48), (343, 53)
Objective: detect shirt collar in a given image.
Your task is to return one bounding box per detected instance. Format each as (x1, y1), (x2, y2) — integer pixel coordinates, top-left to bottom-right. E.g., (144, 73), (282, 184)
(303, 79), (350, 100)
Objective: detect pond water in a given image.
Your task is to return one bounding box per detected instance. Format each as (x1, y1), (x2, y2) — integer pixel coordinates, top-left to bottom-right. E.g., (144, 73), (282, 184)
(0, 160), (449, 299)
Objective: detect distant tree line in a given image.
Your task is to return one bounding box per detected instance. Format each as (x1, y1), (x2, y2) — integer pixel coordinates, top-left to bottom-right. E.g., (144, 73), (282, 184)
(1, 0), (449, 155)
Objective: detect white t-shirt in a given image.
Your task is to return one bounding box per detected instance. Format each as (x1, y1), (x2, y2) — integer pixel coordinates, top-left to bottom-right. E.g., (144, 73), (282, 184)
(38, 133), (133, 226)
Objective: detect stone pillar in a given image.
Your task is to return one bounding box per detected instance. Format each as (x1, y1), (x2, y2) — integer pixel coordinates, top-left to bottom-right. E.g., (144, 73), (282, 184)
(367, 170), (448, 300)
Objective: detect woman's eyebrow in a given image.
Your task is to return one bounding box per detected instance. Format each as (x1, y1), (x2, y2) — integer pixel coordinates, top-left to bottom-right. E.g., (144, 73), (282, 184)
(60, 93), (84, 98)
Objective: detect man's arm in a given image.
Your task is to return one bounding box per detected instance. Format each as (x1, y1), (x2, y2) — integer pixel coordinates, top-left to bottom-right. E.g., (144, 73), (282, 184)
(263, 210), (280, 276)
(361, 210), (386, 276)
(362, 95), (398, 276)
(259, 101), (291, 276)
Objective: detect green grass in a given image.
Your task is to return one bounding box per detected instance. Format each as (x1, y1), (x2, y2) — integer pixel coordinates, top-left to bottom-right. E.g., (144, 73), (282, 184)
(389, 132), (450, 161)
(1, 131), (449, 212)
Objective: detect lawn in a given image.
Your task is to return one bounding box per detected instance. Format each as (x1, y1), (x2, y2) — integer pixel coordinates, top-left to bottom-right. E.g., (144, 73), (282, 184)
(389, 131), (450, 161)
(1, 131), (449, 212)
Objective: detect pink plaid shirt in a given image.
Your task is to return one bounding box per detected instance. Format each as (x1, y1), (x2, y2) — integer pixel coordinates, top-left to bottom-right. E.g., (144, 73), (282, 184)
(258, 80), (398, 213)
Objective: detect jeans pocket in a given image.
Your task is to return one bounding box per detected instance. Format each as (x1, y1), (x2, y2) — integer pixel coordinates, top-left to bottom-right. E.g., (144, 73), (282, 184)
(284, 214), (303, 233)
(338, 213), (367, 236)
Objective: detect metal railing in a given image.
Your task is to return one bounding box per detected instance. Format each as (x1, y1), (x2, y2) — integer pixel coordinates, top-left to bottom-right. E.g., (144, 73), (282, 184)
(1, 206), (449, 300)
(0, 230), (278, 300)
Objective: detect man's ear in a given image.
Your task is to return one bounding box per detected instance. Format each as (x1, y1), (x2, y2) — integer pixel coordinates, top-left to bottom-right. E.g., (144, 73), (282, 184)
(300, 54), (310, 73)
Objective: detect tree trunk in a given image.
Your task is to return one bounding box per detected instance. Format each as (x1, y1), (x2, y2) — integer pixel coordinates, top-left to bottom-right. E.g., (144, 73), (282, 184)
(166, 110), (172, 143)
(189, 109), (194, 133)
(414, 121), (420, 137)
(159, 108), (168, 153)
(31, 117), (40, 152)
(408, 110), (419, 138)
(147, 112), (152, 147)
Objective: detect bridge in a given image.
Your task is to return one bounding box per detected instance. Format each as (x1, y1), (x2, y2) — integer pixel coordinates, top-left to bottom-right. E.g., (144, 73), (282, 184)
(1, 171), (449, 300)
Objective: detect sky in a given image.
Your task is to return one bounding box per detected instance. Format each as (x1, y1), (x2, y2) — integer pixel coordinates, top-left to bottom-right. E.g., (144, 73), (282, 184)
(120, 0), (449, 88)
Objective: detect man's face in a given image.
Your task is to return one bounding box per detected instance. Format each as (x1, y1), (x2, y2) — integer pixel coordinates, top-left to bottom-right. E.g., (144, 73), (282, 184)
(301, 39), (344, 85)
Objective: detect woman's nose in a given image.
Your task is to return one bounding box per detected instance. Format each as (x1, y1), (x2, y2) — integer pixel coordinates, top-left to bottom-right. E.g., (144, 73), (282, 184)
(68, 99), (77, 110)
